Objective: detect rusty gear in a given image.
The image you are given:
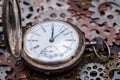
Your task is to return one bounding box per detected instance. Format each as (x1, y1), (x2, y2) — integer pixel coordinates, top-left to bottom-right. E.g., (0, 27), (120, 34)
(38, 9), (79, 25)
(0, 50), (30, 80)
(103, 53), (120, 80)
(77, 16), (116, 46)
(67, 0), (92, 17)
(114, 33), (120, 45)
(89, 0), (120, 27)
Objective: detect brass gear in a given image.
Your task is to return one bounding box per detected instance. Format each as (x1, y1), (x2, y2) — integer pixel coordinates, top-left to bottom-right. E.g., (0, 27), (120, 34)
(77, 15), (116, 46)
(103, 53), (120, 80)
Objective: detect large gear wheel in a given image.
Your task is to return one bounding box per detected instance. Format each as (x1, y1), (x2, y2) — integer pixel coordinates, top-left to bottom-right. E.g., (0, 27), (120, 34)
(80, 63), (105, 80)
(38, 9), (79, 25)
(77, 16), (116, 46)
(89, 0), (120, 27)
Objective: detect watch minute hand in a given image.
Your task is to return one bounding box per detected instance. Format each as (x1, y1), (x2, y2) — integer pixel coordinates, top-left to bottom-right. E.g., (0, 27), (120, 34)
(51, 25), (54, 38)
(53, 28), (68, 39)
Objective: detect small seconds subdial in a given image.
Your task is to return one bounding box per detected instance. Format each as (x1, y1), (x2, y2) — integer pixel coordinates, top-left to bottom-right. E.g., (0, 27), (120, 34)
(24, 21), (79, 63)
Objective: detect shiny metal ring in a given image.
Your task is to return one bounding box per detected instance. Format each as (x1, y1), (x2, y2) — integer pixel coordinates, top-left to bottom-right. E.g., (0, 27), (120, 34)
(92, 39), (111, 62)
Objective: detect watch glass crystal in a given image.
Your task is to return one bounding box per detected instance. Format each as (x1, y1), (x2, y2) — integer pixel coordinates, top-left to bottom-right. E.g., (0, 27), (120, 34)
(24, 21), (80, 63)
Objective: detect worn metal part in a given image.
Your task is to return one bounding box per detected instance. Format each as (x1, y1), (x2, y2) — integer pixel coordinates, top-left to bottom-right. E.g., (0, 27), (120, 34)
(80, 63), (105, 80)
(77, 16), (116, 46)
(103, 53), (120, 80)
(0, 66), (11, 80)
(0, 49), (30, 80)
(112, 70), (120, 80)
(89, 0), (120, 27)
(0, 0), (5, 48)
(18, 0), (41, 27)
(67, 0), (92, 17)
(0, 0), (3, 29)
(38, 9), (79, 25)
(103, 52), (120, 80)
(19, 0), (70, 27)
(115, 25), (120, 33)
(38, 0), (69, 11)
(114, 33), (120, 45)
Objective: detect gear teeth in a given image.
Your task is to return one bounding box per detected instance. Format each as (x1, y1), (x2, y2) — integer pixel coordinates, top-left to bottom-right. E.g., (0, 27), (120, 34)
(89, 7), (96, 12)
(80, 63), (105, 80)
(38, 9), (78, 25)
(89, 0), (120, 27)
(91, 1), (99, 6)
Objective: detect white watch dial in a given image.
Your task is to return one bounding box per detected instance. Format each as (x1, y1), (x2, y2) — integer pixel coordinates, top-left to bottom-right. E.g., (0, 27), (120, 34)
(24, 21), (80, 63)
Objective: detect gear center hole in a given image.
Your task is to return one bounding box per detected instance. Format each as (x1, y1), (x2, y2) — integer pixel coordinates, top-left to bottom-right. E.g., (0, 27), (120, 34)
(90, 71), (97, 77)
(107, 15), (114, 19)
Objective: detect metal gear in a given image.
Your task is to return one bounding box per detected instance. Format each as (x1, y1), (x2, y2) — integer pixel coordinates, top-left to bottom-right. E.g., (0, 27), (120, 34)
(0, 49), (30, 80)
(38, 9), (79, 25)
(115, 25), (120, 33)
(77, 16), (116, 46)
(38, 0), (69, 11)
(114, 33), (120, 45)
(103, 53), (120, 80)
(89, 0), (120, 27)
(19, 0), (70, 27)
(0, 66), (11, 80)
(18, 0), (41, 27)
(80, 63), (105, 80)
(112, 70), (120, 80)
(67, 0), (92, 17)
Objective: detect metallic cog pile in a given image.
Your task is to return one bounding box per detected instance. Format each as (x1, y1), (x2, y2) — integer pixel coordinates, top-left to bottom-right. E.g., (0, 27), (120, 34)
(0, 49), (30, 80)
(38, 9), (78, 25)
(103, 54), (120, 80)
(18, 0), (41, 27)
(18, 0), (70, 27)
(77, 15), (116, 46)
(0, 0), (120, 80)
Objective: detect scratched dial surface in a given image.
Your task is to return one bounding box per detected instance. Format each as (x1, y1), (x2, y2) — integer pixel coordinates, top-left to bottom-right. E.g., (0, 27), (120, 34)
(24, 21), (79, 63)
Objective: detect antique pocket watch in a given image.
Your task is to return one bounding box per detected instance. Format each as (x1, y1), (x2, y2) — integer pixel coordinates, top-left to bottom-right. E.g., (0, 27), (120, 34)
(2, 0), (110, 73)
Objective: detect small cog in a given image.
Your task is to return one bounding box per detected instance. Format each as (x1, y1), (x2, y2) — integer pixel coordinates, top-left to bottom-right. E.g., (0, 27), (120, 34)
(80, 63), (105, 80)
(89, 0), (120, 27)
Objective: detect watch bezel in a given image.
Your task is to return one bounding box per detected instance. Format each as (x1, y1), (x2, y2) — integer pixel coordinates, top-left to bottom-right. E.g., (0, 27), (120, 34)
(22, 20), (86, 73)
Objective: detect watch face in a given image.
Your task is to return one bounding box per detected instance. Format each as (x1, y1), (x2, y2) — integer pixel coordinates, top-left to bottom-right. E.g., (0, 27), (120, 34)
(24, 21), (80, 63)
